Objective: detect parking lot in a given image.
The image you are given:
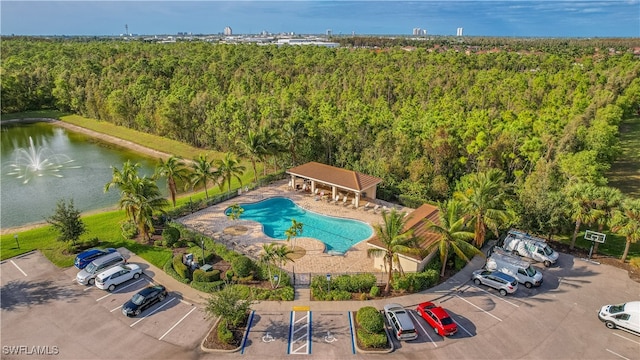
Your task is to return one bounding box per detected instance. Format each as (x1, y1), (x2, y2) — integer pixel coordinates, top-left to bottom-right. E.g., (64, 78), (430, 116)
(1, 251), (209, 359)
(2, 251), (639, 359)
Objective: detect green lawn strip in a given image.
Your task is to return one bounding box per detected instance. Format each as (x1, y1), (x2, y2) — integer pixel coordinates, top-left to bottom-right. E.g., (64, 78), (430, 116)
(608, 115), (640, 198)
(1, 110), (69, 120)
(552, 229), (640, 260)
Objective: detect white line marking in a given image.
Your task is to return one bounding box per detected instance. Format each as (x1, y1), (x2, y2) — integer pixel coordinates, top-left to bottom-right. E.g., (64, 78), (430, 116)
(159, 307), (197, 341)
(453, 318), (473, 337)
(179, 299), (191, 305)
(84, 286), (94, 291)
(454, 295), (502, 322)
(130, 297), (176, 327)
(111, 305), (123, 312)
(10, 260), (27, 277)
(613, 332), (640, 345)
(606, 348), (630, 360)
(409, 311), (437, 348)
(95, 278), (145, 301)
(468, 284), (520, 307)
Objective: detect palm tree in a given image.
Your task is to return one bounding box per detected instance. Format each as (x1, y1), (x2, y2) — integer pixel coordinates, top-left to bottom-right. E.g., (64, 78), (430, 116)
(260, 243), (295, 288)
(283, 115), (307, 166)
(257, 126), (282, 175)
(154, 155), (188, 207)
(567, 183), (599, 249)
(610, 198), (640, 263)
(189, 154), (217, 199)
(118, 176), (169, 241)
(236, 130), (267, 183)
(104, 160), (140, 193)
(426, 200), (482, 277)
(454, 169), (511, 248)
(591, 186), (623, 255)
(215, 152), (246, 193)
(284, 219), (304, 249)
(366, 208), (420, 294)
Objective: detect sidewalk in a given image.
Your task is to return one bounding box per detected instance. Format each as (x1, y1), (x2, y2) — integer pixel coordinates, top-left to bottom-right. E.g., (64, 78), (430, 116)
(118, 246), (486, 312)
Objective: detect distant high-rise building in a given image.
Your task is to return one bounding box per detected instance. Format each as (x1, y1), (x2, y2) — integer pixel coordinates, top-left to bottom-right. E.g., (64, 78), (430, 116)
(457, 27), (464, 36)
(326, 29), (332, 36)
(224, 26), (232, 36)
(413, 27), (421, 35)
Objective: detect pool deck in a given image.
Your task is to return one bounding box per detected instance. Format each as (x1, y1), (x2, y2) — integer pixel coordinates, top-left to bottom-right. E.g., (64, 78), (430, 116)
(178, 179), (413, 276)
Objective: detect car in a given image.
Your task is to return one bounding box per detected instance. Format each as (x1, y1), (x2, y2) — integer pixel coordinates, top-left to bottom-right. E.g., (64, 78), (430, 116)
(74, 248), (117, 269)
(95, 264), (143, 291)
(471, 269), (518, 296)
(122, 285), (168, 317)
(416, 302), (458, 336)
(76, 252), (126, 285)
(383, 303), (418, 341)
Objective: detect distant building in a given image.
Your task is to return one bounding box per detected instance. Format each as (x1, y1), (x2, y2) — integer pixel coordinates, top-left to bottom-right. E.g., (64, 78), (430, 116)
(326, 29), (332, 36)
(457, 27), (464, 36)
(413, 28), (426, 36)
(224, 26), (232, 36)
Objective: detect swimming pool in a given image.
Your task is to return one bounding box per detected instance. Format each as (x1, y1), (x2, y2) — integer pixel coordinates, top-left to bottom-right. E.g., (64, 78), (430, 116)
(227, 197), (373, 253)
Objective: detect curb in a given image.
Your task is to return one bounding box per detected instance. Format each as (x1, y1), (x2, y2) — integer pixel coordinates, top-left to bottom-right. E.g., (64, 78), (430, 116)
(350, 311), (394, 354)
(200, 316), (243, 353)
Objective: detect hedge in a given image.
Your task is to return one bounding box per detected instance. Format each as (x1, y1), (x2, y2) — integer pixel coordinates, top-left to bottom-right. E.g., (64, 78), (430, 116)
(191, 280), (225, 293)
(392, 269), (439, 293)
(217, 319), (234, 344)
(356, 329), (388, 348)
(172, 253), (190, 280)
(232, 256), (255, 277)
(162, 227), (181, 247)
(193, 269), (221, 282)
(356, 306), (384, 333)
(163, 258), (191, 284)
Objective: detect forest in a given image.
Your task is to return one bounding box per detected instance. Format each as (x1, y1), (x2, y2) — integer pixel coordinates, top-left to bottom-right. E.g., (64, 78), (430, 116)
(2, 37), (640, 243)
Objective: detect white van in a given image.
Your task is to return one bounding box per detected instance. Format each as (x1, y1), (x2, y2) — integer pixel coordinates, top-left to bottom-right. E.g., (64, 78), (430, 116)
(598, 301), (640, 335)
(487, 249), (543, 288)
(498, 229), (559, 267)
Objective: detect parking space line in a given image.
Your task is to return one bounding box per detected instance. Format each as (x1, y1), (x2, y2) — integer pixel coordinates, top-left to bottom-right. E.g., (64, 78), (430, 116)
(240, 311), (256, 354)
(95, 278), (146, 301)
(468, 285), (520, 308)
(288, 311), (311, 355)
(454, 295), (502, 322)
(10, 260), (27, 277)
(111, 305), (123, 312)
(606, 348), (631, 360)
(613, 332), (640, 345)
(158, 306), (197, 341)
(130, 297), (176, 327)
(408, 311), (437, 347)
(452, 318), (473, 337)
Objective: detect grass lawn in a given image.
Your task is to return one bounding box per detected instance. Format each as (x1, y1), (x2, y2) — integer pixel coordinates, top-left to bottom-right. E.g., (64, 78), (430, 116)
(553, 228), (640, 260)
(608, 115), (640, 198)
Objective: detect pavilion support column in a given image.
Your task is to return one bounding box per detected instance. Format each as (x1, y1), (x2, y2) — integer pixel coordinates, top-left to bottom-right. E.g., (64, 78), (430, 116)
(311, 181), (316, 193)
(289, 175), (296, 189)
(355, 193), (360, 208)
(332, 187), (337, 200)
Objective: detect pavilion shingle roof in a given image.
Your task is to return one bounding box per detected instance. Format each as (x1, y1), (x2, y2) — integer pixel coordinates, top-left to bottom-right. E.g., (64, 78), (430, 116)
(286, 162), (382, 192)
(367, 203), (441, 261)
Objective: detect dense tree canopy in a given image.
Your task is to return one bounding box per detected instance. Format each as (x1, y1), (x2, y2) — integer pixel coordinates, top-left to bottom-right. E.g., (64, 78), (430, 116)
(2, 37), (639, 237)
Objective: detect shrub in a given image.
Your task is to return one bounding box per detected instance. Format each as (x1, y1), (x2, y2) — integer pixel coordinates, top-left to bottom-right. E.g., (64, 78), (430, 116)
(120, 220), (138, 239)
(217, 320), (234, 344)
(162, 227), (181, 247)
(392, 270), (439, 293)
(172, 254), (190, 280)
(629, 257), (640, 269)
(232, 256), (254, 277)
(154, 240), (163, 247)
(191, 280), (225, 293)
(357, 306), (384, 333)
(369, 285), (380, 298)
(356, 329), (388, 348)
(163, 258), (191, 284)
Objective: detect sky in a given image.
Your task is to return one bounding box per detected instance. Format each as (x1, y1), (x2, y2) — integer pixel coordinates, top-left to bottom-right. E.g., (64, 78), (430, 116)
(1, 1), (639, 38)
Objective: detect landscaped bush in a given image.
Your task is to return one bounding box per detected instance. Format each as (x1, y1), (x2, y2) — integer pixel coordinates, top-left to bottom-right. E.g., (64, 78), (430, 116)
(392, 270), (439, 293)
(252, 286), (295, 301)
(172, 253), (190, 280)
(217, 320), (234, 344)
(191, 280), (225, 293)
(193, 269), (221, 282)
(311, 288), (352, 301)
(356, 306), (384, 333)
(357, 329), (388, 348)
(232, 256), (254, 277)
(120, 220), (137, 239)
(163, 258), (191, 284)
(369, 285), (380, 298)
(332, 273), (376, 292)
(162, 227), (181, 247)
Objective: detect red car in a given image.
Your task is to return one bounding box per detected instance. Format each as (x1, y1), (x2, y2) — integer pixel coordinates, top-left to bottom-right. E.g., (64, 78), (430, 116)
(416, 302), (458, 336)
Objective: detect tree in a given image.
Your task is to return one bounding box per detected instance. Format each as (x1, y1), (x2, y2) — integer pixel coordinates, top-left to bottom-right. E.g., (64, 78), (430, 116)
(590, 186), (623, 255)
(227, 204), (244, 221)
(454, 169), (511, 248)
(426, 200), (481, 277)
(366, 208), (420, 294)
(189, 154), (217, 199)
(118, 176), (169, 241)
(154, 155), (189, 207)
(610, 198), (640, 263)
(46, 198), (86, 246)
(215, 152), (246, 193)
(260, 243), (294, 288)
(566, 182), (599, 249)
(284, 219), (304, 249)
(104, 160), (140, 193)
(236, 130), (267, 183)
(205, 285), (254, 328)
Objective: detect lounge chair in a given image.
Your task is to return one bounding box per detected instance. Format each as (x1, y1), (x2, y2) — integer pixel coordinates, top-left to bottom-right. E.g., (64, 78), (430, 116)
(341, 196), (348, 206)
(363, 202), (371, 210)
(332, 195), (340, 204)
(373, 204), (380, 213)
(309, 188), (319, 197)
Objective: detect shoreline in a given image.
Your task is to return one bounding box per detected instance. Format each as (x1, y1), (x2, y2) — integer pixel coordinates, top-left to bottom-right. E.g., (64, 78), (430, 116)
(1, 118), (174, 235)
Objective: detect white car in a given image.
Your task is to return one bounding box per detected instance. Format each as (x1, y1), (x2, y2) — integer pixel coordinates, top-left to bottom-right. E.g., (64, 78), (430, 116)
(95, 264), (143, 291)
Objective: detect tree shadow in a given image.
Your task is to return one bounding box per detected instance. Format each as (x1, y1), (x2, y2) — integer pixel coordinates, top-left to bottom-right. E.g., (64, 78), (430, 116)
(0, 279), (79, 311)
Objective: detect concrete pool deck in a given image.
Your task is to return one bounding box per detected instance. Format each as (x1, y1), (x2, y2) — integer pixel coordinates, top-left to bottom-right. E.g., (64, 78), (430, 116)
(178, 179), (414, 276)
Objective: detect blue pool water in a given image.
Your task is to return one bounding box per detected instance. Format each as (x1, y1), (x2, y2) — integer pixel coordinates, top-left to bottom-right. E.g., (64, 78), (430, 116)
(227, 197), (373, 253)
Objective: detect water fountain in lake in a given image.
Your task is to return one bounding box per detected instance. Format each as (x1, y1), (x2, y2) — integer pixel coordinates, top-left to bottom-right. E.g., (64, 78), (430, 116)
(5, 136), (80, 184)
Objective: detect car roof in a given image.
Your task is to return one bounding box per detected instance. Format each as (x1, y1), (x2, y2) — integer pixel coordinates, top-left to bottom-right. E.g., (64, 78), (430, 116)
(96, 264), (126, 277)
(492, 271), (516, 282)
(77, 249), (104, 259)
(429, 306), (450, 319)
(138, 285), (164, 296)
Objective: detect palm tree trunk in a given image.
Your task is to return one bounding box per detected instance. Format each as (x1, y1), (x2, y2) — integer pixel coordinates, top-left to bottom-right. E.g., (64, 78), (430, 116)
(570, 220), (581, 249)
(621, 238), (631, 263)
(385, 256), (393, 294)
(440, 249), (448, 277)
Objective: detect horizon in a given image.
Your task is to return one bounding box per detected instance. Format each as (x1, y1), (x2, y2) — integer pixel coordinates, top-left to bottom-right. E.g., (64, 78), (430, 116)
(1, 1), (639, 38)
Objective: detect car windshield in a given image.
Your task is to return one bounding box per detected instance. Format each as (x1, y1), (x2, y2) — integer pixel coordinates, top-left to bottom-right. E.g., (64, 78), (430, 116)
(609, 304), (625, 314)
(542, 246), (553, 256)
(441, 317), (454, 325)
(131, 294), (145, 305)
(85, 263), (97, 273)
(525, 266), (536, 277)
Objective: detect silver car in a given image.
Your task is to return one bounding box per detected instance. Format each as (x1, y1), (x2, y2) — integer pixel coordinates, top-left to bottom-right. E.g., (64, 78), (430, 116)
(383, 303), (418, 341)
(471, 269), (518, 296)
